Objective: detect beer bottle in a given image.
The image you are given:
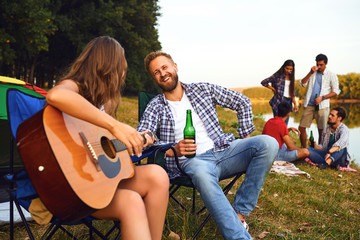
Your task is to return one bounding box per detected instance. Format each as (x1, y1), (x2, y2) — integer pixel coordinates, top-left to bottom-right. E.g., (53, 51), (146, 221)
(315, 94), (319, 111)
(309, 130), (315, 148)
(184, 109), (196, 158)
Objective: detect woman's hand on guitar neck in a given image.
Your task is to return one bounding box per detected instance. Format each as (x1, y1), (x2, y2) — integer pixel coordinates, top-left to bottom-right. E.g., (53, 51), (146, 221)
(110, 121), (145, 157)
(140, 130), (155, 148)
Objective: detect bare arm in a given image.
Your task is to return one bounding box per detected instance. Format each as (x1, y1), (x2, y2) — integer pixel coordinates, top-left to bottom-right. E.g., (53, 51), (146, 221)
(314, 91), (338, 105)
(301, 66), (317, 86)
(292, 96), (298, 112)
(46, 80), (146, 156)
(282, 135), (299, 151)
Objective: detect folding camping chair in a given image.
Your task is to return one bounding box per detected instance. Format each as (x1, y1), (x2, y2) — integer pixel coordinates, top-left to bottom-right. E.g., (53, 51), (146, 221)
(4, 88), (121, 240)
(138, 91), (243, 239)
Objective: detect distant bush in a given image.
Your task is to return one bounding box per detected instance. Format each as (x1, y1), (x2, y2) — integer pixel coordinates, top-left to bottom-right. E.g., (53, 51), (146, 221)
(242, 87), (273, 99)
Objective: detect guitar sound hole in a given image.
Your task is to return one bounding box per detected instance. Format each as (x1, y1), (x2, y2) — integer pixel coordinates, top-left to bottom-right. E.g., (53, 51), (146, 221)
(101, 137), (116, 159)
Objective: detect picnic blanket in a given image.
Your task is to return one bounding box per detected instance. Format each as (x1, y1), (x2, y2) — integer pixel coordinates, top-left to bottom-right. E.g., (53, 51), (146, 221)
(270, 161), (311, 178)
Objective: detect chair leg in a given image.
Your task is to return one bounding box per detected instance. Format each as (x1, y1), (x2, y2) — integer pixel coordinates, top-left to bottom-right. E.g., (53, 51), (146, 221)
(105, 221), (120, 239)
(170, 185), (188, 211)
(191, 188), (196, 214)
(81, 219), (109, 240)
(10, 197), (14, 240)
(13, 200), (35, 240)
(191, 214), (212, 240)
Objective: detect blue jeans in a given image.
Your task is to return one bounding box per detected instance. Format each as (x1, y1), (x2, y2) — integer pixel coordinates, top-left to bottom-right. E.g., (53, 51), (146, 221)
(307, 147), (348, 167)
(276, 144), (298, 162)
(182, 135), (278, 240)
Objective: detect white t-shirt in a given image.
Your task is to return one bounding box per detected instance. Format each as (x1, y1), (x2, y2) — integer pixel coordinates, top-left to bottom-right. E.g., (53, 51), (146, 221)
(167, 92), (214, 157)
(283, 80), (291, 98)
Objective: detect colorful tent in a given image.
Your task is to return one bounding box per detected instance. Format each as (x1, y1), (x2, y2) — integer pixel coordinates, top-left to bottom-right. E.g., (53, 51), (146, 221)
(0, 76), (47, 120)
(0, 76), (47, 170)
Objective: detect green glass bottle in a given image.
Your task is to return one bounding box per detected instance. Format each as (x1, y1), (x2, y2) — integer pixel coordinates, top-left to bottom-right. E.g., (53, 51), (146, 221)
(309, 130), (315, 148)
(184, 109), (196, 158)
(315, 94), (319, 111)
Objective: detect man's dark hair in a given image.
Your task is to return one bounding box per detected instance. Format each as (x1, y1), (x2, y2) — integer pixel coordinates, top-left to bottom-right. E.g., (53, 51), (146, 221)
(315, 54), (328, 64)
(332, 107), (346, 121)
(278, 102), (291, 117)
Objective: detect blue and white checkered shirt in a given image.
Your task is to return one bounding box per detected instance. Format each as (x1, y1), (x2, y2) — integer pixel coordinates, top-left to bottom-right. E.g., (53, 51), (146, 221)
(137, 82), (255, 179)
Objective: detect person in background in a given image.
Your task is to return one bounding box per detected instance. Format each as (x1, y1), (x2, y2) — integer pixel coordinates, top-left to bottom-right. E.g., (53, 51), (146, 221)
(261, 59), (298, 125)
(307, 107), (349, 169)
(298, 54), (340, 148)
(137, 51), (279, 240)
(263, 102), (309, 161)
(46, 36), (169, 240)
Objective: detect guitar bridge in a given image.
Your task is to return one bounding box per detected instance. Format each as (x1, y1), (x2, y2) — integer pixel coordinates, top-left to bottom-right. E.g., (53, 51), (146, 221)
(79, 132), (101, 171)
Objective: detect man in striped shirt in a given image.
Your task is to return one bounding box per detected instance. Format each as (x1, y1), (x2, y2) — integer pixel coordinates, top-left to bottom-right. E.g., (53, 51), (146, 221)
(307, 107), (349, 169)
(138, 51), (278, 240)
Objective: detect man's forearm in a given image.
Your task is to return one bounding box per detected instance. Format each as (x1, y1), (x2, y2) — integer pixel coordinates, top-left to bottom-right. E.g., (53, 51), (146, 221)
(322, 91), (337, 100)
(301, 72), (313, 85)
(328, 146), (340, 154)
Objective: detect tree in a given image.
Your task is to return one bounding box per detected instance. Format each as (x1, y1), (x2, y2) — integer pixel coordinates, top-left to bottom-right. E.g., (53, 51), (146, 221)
(0, 0), (162, 93)
(0, 0), (56, 83)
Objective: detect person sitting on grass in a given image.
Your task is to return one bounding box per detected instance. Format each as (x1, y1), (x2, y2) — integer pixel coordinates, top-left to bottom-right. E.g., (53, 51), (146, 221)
(307, 107), (349, 169)
(262, 102), (309, 162)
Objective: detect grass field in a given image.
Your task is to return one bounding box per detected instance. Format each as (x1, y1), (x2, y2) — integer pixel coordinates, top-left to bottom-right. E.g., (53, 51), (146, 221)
(1, 96), (359, 240)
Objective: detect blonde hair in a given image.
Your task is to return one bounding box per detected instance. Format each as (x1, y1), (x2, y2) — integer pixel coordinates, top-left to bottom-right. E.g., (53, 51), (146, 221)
(144, 51), (174, 76)
(61, 36), (127, 116)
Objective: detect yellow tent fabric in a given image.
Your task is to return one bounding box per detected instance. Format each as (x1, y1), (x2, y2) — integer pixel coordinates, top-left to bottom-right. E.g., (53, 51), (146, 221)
(0, 76), (25, 85)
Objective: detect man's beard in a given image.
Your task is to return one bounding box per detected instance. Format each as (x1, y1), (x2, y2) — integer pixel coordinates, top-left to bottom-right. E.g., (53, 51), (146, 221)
(327, 120), (335, 126)
(159, 72), (179, 92)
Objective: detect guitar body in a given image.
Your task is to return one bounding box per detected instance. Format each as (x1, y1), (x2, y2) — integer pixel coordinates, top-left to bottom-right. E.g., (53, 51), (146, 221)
(16, 105), (134, 222)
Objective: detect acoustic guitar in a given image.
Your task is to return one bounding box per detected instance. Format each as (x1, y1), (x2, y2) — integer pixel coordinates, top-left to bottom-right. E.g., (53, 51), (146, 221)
(16, 105), (152, 222)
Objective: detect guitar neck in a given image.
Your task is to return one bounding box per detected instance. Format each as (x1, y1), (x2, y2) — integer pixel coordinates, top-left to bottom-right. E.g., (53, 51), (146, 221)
(110, 132), (157, 153)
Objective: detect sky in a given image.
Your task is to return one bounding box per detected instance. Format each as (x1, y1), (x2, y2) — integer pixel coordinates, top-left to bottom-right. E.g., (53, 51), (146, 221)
(156, 0), (360, 88)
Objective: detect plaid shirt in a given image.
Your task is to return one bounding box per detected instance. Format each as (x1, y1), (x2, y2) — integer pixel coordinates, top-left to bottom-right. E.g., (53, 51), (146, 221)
(137, 82), (255, 179)
(261, 73), (292, 116)
(319, 122), (349, 151)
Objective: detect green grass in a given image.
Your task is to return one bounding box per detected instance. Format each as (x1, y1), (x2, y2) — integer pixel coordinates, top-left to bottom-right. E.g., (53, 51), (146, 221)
(1, 96), (359, 240)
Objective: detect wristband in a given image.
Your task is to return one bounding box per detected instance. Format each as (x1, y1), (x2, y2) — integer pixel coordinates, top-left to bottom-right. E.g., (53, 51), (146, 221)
(322, 96), (325, 101)
(328, 151), (332, 155)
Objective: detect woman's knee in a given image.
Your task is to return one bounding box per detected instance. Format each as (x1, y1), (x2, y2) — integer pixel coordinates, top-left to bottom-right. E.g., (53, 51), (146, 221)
(143, 164), (170, 189)
(105, 190), (146, 221)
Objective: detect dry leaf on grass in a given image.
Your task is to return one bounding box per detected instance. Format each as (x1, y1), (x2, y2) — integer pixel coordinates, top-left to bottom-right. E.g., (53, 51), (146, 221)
(258, 231), (270, 238)
(168, 231), (180, 240)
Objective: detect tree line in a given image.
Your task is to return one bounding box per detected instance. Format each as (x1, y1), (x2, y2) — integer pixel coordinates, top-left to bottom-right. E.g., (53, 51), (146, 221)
(0, 0), (162, 94)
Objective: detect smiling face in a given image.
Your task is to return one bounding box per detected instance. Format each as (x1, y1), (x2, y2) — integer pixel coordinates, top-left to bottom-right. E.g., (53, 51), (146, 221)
(149, 55), (179, 92)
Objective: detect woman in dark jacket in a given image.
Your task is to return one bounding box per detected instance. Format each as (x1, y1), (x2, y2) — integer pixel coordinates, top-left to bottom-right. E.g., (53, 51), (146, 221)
(261, 59), (298, 124)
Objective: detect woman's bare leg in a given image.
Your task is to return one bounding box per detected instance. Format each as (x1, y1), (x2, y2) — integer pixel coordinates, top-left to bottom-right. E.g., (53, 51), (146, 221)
(118, 164), (169, 240)
(92, 164), (169, 240)
(92, 189), (152, 240)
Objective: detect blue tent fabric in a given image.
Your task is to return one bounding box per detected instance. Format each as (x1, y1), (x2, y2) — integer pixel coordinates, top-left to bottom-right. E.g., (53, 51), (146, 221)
(6, 89), (46, 202)
(6, 89), (46, 138)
